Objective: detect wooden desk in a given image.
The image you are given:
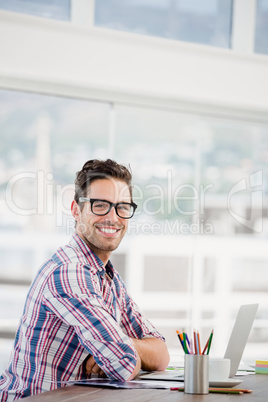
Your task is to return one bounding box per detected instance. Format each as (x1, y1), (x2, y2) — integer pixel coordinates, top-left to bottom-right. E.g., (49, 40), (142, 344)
(25, 375), (266, 402)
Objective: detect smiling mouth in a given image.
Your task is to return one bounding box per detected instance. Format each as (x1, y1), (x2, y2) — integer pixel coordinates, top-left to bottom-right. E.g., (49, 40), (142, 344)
(97, 227), (120, 235)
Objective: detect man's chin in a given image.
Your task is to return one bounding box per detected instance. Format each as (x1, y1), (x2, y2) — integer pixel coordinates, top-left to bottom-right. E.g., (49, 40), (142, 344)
(89, 238), (122, 253)
(101, 241), (121, 252)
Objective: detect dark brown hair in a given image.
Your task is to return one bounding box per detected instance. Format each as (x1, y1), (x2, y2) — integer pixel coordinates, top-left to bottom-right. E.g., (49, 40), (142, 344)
(74, 159), (133, 205)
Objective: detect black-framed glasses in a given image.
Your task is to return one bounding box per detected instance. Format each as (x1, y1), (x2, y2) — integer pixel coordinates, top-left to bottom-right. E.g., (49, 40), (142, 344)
(79, 197), (137, 219)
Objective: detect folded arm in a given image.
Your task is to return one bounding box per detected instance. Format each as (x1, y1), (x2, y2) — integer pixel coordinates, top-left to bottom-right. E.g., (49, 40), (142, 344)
(85, 337), (169, 380)
(85, 350), (141, 380)
(131, 337), (169, 372)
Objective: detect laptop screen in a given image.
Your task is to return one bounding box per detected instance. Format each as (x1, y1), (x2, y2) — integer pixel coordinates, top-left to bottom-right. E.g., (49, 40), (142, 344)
(224, 303), (258, 377)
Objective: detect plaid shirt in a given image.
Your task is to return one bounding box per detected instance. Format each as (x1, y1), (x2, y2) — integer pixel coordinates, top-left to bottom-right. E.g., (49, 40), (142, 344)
(0, 233), (164, 400)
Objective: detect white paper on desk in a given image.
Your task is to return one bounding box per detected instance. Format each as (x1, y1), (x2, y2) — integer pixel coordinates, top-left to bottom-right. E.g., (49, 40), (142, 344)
(132, 380), (184, 389)
(138, 368), (184, 381)
(61, 378), (182, 389)
(237, 363), (255, 374)
(236, 370), (255, 376)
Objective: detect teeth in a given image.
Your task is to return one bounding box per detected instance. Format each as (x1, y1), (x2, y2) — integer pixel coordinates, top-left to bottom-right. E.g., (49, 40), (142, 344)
(99, 228), (118, 234)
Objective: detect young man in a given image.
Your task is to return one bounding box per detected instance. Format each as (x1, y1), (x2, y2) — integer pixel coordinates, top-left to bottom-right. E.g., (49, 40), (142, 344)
(0, 159), (169, 400)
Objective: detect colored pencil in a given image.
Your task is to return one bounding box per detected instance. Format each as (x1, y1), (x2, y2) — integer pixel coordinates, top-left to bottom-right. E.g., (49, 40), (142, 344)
(195, 331), (200, 354)
(193, 329), (197, 354)
(202, 329), (214, 355)
(209, 388), (252, 394)
(176, 330), (184, 350)
(176, 330), (188, 354)
(197, 331), (201, 355)
(170, 387), (252, 394)
(182, 332), (189, 354)
(185, 332), (191, 348)
(206, 329), (214, 355)
(176, 329), (213, 355)
(189, 339), (193, 355)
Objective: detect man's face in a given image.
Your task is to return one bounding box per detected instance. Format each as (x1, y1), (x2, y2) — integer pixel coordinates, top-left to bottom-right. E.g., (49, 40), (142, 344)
(72, 178), (131, 263)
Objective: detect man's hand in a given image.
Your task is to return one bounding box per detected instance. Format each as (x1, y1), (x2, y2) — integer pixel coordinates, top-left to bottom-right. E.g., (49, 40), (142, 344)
(84, 352), (141, 382)
(83, 337), (169, 382)
(84, 355), (106, 378)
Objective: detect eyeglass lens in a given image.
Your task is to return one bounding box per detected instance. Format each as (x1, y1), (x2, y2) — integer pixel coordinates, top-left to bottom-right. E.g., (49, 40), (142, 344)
(92, 200), (134, 218)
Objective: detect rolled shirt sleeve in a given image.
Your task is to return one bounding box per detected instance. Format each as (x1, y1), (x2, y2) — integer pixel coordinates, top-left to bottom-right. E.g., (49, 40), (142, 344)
(42, 262), (138, 381)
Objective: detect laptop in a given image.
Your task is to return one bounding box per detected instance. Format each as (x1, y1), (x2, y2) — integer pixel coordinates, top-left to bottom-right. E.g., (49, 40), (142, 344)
(224, 303), (258, 376)
(139, 303), (259, 381)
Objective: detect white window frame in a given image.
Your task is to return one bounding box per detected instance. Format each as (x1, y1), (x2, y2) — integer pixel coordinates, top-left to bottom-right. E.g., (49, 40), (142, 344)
(0, 0), (268, 125)
(232, 0), (257, 54)
(71, 0), (95, 27)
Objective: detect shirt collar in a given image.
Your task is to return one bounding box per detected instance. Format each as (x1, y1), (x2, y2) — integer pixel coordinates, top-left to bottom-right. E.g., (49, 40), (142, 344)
(70, 232), (114, 280)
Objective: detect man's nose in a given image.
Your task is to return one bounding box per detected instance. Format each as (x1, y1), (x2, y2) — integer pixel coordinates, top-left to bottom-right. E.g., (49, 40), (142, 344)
(106, 205), (119, 221)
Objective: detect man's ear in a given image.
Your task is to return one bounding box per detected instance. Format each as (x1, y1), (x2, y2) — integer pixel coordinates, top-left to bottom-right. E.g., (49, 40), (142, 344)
(71, 200), (81, 222)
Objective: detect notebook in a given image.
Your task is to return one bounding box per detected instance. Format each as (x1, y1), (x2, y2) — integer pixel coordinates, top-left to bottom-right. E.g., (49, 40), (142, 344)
(139, 303), (259, 381)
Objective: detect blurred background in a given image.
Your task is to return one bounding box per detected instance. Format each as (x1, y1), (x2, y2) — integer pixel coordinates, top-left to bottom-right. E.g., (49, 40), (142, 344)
(0, 0), (268, 371)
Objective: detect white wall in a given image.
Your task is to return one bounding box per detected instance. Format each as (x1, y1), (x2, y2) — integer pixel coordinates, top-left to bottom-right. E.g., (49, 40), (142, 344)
(0, 10), (268, 122)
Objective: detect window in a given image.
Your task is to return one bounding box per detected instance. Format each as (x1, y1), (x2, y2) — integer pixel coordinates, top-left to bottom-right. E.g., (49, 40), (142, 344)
(255, 0), (268, 55)
(1, 89), (267, 369)
(1, 90), (110, 232)
(95, 0), (233, 48)
(0, 89), (111, 372)
(114, 105), (268, 236)
(0, 0), (70, 21)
